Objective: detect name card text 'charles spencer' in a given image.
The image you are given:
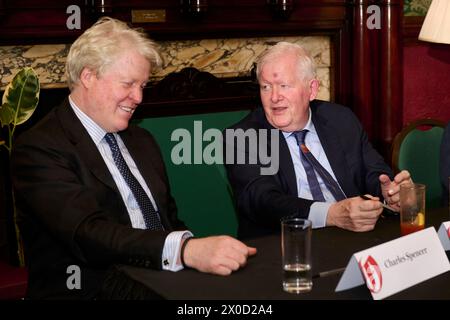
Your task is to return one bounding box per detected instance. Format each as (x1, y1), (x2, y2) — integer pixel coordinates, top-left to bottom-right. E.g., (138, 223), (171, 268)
(336, 227), (450, 300)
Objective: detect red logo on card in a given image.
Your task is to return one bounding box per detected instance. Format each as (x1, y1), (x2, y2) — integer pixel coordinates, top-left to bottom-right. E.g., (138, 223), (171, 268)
(359, 255), (383, 293)
(447, 226), (450, 239)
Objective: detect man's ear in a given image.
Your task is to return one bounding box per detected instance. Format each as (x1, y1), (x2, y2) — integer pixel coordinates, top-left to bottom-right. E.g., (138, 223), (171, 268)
(308, 79), (320, 101)
(79, 67), (95, 89)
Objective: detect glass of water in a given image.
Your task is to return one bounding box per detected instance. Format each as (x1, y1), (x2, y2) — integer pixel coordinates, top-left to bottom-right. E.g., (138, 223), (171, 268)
(281, 218), (312, 293)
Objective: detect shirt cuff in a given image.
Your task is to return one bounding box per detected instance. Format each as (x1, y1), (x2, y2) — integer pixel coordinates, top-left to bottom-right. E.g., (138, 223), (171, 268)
(161, 230), (194, 272)
(308, 202), (333, 228)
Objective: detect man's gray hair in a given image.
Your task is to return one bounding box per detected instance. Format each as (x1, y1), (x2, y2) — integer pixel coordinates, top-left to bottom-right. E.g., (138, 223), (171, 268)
(65, 17), (163, 91)
(256, 42), (316, 82)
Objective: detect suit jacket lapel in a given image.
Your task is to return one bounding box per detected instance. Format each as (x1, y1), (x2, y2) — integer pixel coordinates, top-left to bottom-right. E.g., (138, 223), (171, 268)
(277, 132), (298, 196)
(312, 106), (358, 197)
(56, 100), (170, 228)
(256, 108), (298, 196)
(55, 99), (119, 192)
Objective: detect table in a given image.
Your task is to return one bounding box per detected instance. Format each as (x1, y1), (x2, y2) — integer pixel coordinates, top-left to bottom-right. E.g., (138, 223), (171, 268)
(112, 207), (450, 300)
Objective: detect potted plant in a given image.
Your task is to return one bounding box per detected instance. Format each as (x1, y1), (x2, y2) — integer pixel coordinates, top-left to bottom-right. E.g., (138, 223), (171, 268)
(0, 67), (40, 266)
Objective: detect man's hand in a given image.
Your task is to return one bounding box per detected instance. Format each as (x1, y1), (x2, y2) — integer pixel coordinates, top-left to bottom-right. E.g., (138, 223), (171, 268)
(326, 196), (383, 232)
(379, 170), (412, 212)
(181, 236), (257, 276)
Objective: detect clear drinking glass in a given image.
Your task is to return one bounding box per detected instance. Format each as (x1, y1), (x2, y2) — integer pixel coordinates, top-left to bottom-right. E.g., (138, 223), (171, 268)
(281, 218), (312, 293)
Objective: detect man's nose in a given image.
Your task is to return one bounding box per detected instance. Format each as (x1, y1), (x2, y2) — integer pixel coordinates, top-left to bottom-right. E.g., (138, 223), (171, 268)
(271, 87), (282, 103)
(130, 86), (143, 103)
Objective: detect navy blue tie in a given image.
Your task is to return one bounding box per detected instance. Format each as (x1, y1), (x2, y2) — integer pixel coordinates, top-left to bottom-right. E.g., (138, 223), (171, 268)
(104, 133), (164, 230)
(294, 130), (346, 202)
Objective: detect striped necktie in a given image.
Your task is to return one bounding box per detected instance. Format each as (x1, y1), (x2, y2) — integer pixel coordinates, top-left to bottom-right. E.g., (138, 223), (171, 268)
(293, 130), (346, 202)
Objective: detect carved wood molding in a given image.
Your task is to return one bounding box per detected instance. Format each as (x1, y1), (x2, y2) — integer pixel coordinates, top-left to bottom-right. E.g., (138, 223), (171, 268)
(151, 67), (224, 100)
(134, 67), (259, 118)
(266, 0), (295, 20)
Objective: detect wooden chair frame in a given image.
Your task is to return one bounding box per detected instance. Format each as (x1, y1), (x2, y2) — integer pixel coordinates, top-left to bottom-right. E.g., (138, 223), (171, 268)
(391, 118), (445, 174)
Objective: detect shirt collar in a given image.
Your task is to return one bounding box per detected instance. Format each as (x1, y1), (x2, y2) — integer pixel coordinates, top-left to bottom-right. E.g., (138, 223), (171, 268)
(281, 107), (315, 139)
(68, 95), (108, 146)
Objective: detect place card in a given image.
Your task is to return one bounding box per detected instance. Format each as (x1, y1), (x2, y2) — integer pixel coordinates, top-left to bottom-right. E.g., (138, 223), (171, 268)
(335, 227), (450, 300)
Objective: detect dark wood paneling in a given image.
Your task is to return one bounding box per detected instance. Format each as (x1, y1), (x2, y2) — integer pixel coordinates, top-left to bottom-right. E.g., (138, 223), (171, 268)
(402, 16), (424, 44)
(379, 0), (403, 156)
(0, 0), (5, 16)
(0, 0), (88, 44)
(352, 0), (375, 139)
(135, 96), (257, 118)
(0, 0), (348, 43)
(331, 2), (352, 107)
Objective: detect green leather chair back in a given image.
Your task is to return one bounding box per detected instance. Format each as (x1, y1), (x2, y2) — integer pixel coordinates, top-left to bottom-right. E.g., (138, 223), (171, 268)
(137, 110), (249, 237)
(392, 119), (445, 208)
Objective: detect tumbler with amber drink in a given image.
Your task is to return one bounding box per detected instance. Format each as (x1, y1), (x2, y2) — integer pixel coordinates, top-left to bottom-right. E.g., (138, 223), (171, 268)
(400, 183), (426, 236)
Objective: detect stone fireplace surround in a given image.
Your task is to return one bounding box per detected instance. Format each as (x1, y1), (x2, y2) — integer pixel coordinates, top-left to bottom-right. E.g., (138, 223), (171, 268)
(0, 36), (331, 101)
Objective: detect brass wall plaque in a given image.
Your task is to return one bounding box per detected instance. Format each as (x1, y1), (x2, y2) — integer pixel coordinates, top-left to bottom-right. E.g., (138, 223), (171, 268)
(131, 10), (166, 23)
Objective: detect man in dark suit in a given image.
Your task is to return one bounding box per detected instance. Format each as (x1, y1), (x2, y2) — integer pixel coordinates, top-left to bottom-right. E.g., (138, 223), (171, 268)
(224, 42), (411, 239)
(440, 122), (450, 206)
(12, 17), (256, 299)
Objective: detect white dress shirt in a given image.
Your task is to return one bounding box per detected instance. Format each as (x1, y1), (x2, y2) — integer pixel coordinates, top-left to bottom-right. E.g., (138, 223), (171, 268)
(282, 108), (347, 228)
(69, 96), (191, 271)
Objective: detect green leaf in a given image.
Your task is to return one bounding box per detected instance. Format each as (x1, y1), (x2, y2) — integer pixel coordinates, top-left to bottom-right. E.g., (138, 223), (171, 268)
(1, 67), (40, 126)
(0, 102), (15, 127)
